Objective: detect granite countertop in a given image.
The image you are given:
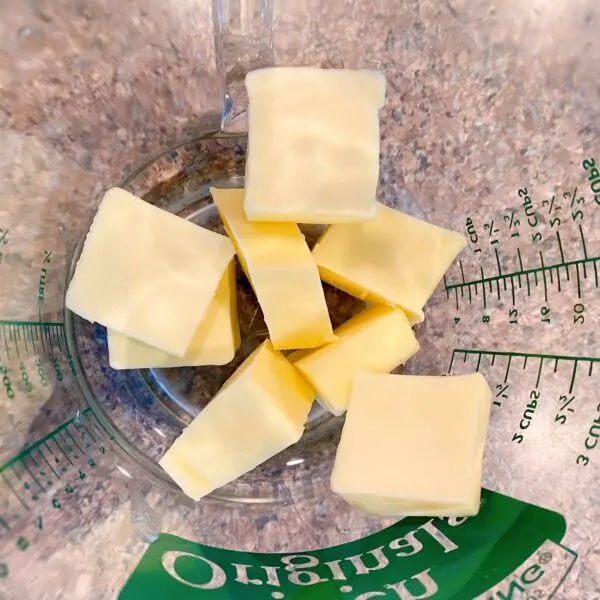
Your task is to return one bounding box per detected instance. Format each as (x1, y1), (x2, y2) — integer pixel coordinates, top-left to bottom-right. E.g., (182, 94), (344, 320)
(1, 0), (600, 598)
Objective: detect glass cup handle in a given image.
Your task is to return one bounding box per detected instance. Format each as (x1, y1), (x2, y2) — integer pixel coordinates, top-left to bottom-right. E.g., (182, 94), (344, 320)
(212, 0), (275, 134)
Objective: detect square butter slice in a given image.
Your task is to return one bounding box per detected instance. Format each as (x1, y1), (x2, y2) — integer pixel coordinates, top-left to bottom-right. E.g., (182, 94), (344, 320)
(244, 67), (386, 224)
(212, 187), (335, 350)
(159, 340), (314, 501)
(66, 188), (235, 356)
(107, 261), (240, 369)
(331, 372), (492, 517)
(312, 203), (467, 324)
(292, 305), (419, 415)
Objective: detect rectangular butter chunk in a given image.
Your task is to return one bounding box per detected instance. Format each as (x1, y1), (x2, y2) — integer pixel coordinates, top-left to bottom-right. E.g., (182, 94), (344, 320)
(106, 261), (240, 369)
(312, 203), (467, 324)
(292, 305), (419, 415)
(331, 372), (492, 517)
(244, 67), (386, 224)
(66, 187), (235, 356)
(212, 187), (335, 350)
(159, 340), (314, 500)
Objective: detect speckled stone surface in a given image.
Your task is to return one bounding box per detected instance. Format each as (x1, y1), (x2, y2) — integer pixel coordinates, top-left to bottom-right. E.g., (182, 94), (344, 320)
(1, 0), (600, 598)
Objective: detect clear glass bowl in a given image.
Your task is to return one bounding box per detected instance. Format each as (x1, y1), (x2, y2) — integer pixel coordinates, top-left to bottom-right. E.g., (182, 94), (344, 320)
(65, 131), (366, 504)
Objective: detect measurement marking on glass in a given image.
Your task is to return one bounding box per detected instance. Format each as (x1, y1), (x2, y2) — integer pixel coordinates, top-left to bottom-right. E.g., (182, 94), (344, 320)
(536, 359), (544, 388)
(22, 462), (44, 494)
(0, 321), (69, 381)
(56, 433), (74, 464)
(557, 231), (566, 263)
(447, 256), (600, 293)
(22, 327), (30, 354)
(38, 450), (58, 479)
(579, 224), (588, 259)
(0, 410), (106, 525)
(2, 327), (10, 361)
(556, 265), (563, 292)
(11, 327), (20, 359)
(450, 348), (600, 393)
(447, 254), (600, 309)
(1, 472), (28, 510)
(73, 420), (96, 443)
(569, 362), (579, 394)
(0, 320), (64, 328)
(540, 252), (548, 303)
(481, 265), (487, 309)
(517, 248), (524, 271)
(65, 429), (84, 455)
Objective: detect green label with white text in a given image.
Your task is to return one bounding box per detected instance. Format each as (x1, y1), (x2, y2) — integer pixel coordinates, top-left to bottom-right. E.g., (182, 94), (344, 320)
(119, 489), (576, 599)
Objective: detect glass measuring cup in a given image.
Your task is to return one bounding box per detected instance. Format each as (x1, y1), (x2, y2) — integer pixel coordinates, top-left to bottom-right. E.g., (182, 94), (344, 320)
(1, 0), (600, 597)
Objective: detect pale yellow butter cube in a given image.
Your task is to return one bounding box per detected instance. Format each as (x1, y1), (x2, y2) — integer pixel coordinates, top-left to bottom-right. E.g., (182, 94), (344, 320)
(106, 262), (240, 369)
(244, 67), (386, 224)
(66, 188), (235, 356)
(160, 341), (314, 501)
(292, 306), (419, 415)
(312, 203), (467, 324)
(212, 187), (335, 350)
(331, 372), (492, 517)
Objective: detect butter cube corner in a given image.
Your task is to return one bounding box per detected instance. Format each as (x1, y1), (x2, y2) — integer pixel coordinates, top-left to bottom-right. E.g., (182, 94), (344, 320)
(159, 340), (315, 501)
(331, 372), (492, 517)
(244, 67), (386, 224)
(107, 261), (240, 369)
(212, 187), (335, 350)
(66, 187), (235, 356)
(293, 305), (419, 415)
(313, 203), (467, 323)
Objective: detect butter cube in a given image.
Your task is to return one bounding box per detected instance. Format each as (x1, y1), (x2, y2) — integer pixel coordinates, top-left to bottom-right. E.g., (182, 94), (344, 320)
(212, 187), (335, 350)
(159, 341), (314, 500)
(106, 262), (240, 369)
(331, 372), (492, 517)
(312, 203), (467, 324)
(292, 306), (419, 415)
(244, 67), (386, 224)
(66, 188), (235, 356)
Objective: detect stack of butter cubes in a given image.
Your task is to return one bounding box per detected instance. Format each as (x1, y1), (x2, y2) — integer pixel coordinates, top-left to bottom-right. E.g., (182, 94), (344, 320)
(66, 67), (492, 517)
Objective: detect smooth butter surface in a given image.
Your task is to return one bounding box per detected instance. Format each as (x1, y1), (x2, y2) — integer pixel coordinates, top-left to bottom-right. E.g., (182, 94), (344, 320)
(107, 262), (240, 369)
(292, 305), (419, 415)
(159, 341), (314, 501)
(212, 187), (335, 350)
(244, 67), (386, 224)
(66, 187), (235, 356)
(331, 372), (492, 517)
(313, 203), (467, 324)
